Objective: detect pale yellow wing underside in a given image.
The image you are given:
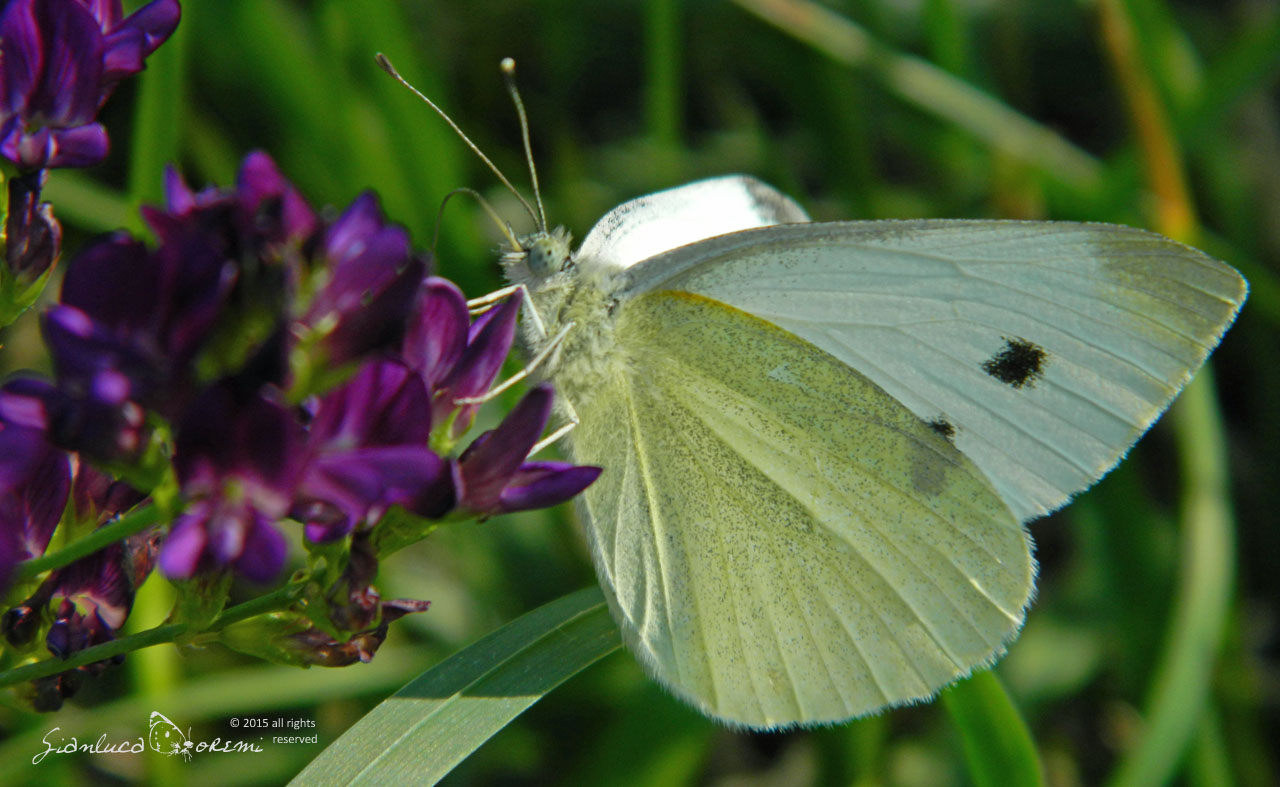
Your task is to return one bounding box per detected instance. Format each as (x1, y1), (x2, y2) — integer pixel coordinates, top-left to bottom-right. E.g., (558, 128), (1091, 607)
(565, 290), (1034, 728)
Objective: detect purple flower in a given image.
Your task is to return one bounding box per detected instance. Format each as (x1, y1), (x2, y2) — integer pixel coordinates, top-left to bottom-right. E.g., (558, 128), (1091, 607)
(37, 222), (236, 458)
(70, 462), (144, 525)
(303, 193), (427, 366)
(42, 525), (161, 658)
(0, 375), (145, 461)
(455, 384), (600, 516)
(81, 0), (182, 87)
(143, 154), (316, 255)
(0, 0), (180, 170)
(1, 524), (160, 710)
(292, 360), (452, 542)
(2, 460), (151, 657)
(235, 150), (318, 247)
(406, 287), (521, 437)
(219, 597), (429, 668)
(159, 384), (302, 582)
(0, 416), (72, 590)
(3, 169), (61, 289)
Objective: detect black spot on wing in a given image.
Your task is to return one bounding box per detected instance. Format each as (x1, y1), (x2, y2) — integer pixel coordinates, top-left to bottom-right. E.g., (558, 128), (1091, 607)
(982, 337), (1047, 389)
(927, 418), (956, 441)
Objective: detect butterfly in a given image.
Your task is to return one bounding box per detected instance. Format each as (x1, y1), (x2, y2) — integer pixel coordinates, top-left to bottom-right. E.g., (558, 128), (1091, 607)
(377, 54), (1248, 729)
(498, 174), (1247, 729)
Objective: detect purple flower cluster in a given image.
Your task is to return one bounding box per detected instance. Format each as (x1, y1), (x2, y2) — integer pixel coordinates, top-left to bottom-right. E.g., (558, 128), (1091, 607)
(0, 0), (599, 704)
(1, 464), (154, 710)
(1, 0), (181, 328)
(0, 0), (180, 170)
(1, 150), (599, 680)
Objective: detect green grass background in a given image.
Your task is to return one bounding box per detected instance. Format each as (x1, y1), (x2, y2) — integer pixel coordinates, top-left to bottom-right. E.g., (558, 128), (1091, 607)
(0, 0), (1276, 784)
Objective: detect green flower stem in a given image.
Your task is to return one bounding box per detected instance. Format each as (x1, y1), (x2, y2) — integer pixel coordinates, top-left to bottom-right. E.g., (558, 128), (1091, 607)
(0, 582), (305, 690)
(15, 504), (163, 582)
(0, 623), (185, 690)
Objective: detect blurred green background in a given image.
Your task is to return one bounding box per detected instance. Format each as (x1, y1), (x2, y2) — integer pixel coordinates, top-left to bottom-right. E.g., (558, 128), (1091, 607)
(0, 0), (1276, 784)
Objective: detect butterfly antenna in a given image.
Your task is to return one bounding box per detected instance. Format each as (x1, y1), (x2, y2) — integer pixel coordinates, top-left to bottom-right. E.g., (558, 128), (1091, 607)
(433, 187), (521, 255)
(375, 53), (541, 232)
(500, 58), (547, 233)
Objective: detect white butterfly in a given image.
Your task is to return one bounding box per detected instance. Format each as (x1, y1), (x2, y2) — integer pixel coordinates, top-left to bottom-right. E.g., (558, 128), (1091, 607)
(498, 175), (1246, 729)
(376, 54), (1247, 729)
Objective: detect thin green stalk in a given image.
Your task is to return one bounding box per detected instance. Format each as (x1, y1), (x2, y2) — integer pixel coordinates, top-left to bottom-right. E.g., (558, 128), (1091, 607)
(1097, 1), (1238, 783)
(126, 0), (189, 216)
(645, 0), (682, 147)
(1189, 704), (1235, 787)
(0, 622), (185, 689)
(0, 582), (304, 690)
(15, 504), (162, 581)
(1107, 372), (1235, 787)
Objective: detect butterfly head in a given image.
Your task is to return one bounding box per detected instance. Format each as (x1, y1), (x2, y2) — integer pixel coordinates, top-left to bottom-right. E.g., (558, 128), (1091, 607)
(503, 226), (573, 284)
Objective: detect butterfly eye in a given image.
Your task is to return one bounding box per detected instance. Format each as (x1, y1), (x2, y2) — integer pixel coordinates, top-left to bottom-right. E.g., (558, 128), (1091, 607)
(525, 234), (570, 276)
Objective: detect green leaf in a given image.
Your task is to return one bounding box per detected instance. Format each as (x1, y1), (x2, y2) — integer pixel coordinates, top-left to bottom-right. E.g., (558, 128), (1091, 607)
(291, 586), (620, 786)
(941, 670), (1044, 787)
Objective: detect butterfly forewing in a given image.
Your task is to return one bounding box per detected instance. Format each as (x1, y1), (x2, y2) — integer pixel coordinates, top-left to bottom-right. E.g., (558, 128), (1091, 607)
(633, 220), (1247, 522)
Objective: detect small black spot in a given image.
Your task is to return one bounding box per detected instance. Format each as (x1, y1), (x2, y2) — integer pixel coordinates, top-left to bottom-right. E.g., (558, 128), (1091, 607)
(982, 337), (1047, 389)
(927, 418), (955, 441)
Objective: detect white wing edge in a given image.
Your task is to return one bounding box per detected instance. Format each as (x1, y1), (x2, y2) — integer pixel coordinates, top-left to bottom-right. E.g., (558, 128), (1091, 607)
(573, 175), (810, 275)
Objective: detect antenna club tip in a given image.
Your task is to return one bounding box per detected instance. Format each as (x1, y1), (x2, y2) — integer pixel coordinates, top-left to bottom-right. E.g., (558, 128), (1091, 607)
(375, 52), (395, 74)
(500, 57), (516, 74)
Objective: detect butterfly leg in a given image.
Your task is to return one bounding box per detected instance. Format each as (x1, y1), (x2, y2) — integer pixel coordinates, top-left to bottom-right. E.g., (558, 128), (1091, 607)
(466, 283), (549, 341)
(530, 396), (579, 455)
(454, 319), (574, 405)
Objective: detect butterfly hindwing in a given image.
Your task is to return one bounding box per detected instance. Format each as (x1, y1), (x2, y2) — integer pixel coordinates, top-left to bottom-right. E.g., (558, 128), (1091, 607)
(566, 289), (1034, 728)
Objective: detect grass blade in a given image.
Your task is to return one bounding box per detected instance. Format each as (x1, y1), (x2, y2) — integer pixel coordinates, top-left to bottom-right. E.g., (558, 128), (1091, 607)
(290, 586), (620, 786)
(941, 670), (1043, 787)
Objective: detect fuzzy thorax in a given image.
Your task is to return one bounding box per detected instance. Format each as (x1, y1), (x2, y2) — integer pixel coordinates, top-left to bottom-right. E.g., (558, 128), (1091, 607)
(502, 228), (625, 408)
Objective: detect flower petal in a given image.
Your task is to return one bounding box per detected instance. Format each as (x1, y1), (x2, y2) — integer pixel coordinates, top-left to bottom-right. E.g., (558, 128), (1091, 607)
(59, 233), (158, 330)
(29, 0), (104, 126)
(0, 421), (71, 561)
(5, 169), (61, 283)
(0, 0), (42, 116)
(175, 386), (303, 512)
(498, 462), (601, 513)
(103, 0), (179, 81)
(436, 290), (521, 430)
(404, 277), (469, 391)
(309, 360), (431, 449)
(456, 384), (552, 511)
(237, 150), (317, 243)
(158, 511), (209, 580)
(232, 514), (287, 583)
